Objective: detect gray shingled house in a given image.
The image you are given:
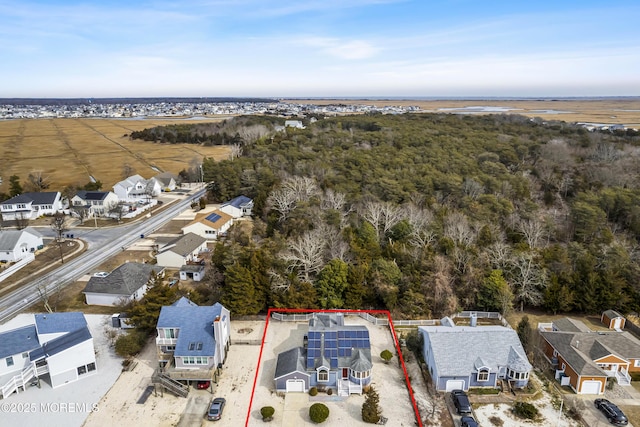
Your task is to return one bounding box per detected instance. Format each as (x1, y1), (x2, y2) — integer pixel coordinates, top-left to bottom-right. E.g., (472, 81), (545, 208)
(82, 262), (165, 306)
(274, 313), (372, 395)
(155, 232), (207, 268)
(419, 318), (532, 392)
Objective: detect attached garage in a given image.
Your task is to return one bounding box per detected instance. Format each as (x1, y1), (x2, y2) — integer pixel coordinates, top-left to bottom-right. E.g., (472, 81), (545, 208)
(445, 380), (465, 392)
(286, 379), (306, 393)
(580, 380), (603, 395)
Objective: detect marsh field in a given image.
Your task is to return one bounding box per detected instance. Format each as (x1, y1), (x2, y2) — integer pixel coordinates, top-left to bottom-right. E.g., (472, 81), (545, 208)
(0, 117), (230, 193)
(286, 98), (640, 127)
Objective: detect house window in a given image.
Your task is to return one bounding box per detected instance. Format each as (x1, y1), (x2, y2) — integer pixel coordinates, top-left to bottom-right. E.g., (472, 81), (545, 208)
(164, 328), (177, 339)
(17, 204), (26, 209)
(87, 362), (96, 372)
(635, 360), (640, 368)
(6, 356), (14, 367)
(561, 363), (566, 371)
(22, 352), (29, 358)
(552, 349), (558, 357)
(318, 369), (329, 382)
(478, 369), (489, 382)
(78, 365), (87, 375)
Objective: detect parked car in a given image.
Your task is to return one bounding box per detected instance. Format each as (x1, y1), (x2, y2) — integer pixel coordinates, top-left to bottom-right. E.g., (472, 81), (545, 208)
(196, 380), (210, 390)
(207, 397), (226, 421)
(594, 398), (628, 425)
(461, 416), (479, 427)
(451, 389), (472, 415)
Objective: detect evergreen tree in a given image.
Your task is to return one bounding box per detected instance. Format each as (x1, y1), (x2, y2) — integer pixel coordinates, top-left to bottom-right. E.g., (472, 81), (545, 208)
(9, 175), (22, 197)
(220, 263), (262, 315)
(361, 386), (381, 423)
(128, 273), (177, 332)
(316, 259), (349, 309)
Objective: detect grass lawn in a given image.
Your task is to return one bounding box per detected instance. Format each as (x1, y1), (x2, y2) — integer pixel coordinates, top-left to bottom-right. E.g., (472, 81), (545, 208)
(505, 309), (610, 331)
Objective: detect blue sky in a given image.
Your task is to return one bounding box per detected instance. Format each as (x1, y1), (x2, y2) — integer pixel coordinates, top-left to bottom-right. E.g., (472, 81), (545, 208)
(1, 0), (639, 97)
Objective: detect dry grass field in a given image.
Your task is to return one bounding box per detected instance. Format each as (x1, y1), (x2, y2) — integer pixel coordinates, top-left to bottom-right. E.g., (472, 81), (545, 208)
(0, 117), (230, 193)
(285, 98), (640, 127)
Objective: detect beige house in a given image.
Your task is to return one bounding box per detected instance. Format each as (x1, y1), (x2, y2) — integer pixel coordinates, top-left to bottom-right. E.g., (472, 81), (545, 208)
(182, 210), (233, 241)
(155, 233), (207, 268)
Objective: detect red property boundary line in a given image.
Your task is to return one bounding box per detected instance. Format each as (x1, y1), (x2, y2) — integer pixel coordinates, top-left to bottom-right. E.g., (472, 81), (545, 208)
(245, 308), (423, 427)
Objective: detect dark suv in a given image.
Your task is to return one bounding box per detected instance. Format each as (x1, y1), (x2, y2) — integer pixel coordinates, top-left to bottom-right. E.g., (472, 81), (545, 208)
(451, 389), (472, 415)
(594, 398), (628, 425)
(461, 416), (479, 427)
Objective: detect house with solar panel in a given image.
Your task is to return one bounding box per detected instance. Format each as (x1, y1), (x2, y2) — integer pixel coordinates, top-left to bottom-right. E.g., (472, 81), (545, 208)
(155, 233), (207, 268)
(0, 312), (96, 399)
(155, 297), (231, 383)
(71, 190), (119, 217)
(181, 210), (234, 241)
(274, 313), (372, 395)
(419, 317), (532, 392)
(219, 195), (253, 219)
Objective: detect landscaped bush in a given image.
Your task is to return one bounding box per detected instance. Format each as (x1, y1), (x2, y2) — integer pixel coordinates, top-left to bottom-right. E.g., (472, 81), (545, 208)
(488, 415), (504, 426)
(513, 401), (539, 420)
(260, 406), (275, 421)
(309, 403), (329, 423)
(309, 386), (318, 396)
(326, 388), (333, 395)
(114, 329), (147, 357)
(380, 349), (393, 364)
(362, 387), (381, 423)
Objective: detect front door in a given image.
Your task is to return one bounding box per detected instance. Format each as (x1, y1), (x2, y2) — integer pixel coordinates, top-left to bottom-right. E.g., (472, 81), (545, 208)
(342, 368), (349, 379)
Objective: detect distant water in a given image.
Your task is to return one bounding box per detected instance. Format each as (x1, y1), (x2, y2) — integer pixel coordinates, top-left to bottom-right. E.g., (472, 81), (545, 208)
(437, 106), (522, 113)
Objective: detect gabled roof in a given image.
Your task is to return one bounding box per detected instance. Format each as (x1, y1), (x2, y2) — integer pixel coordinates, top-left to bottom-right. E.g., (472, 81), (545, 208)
(221, 195), (253, 209)
(540, 330), (640, 376)
(553, 317), (592, 333)
(35, 312), (87, 335)
(158, 233), (206, 256)
(0, 227), (43, 251)
(275, 347), (309, 379)
(115, 174), (147, 190)
(186, 210), (233, 230)
(29, 326), (92, 361)
(306, 313), (371, 370)
(419, 325), (532, 377)
(82, 262), (164, 296)
(0, 325), (40, 358)
(172, 296), (199, 307)
(75, 190), (112, 201)
(180, 264), (205, 273)
(157, 299), (226, 357)
(603, 310), (624, 319)
(154, 172), (178, 186)
(1, 192), (59, 206)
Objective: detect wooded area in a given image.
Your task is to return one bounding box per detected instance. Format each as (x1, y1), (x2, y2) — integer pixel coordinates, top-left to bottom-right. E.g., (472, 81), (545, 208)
(146, 113), (640, 319)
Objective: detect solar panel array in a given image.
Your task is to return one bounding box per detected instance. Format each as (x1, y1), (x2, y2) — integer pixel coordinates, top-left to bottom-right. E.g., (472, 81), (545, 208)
(306, 329), (370, 369)
(205, 213), (221, 223)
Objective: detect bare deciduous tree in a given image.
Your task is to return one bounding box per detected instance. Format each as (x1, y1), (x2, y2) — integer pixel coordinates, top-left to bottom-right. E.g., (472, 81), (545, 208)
(122, 163), (135, 179)
(37, 280), (62, 313)
(229, 144), (243, 160)
(27, 170), (50, 192)
(443, 211), (476, 247)
(51, 212), (68, 263)
(282, 229), (326, 281)
(508, 253), (548, 311)
(321, 189), (347, 211)
(14, 212), (30, 230)
(267, 186), (297, 223)
(70, 205), (90, 225)
(404, 204), (436, 248)
(461, 178), (484, 200)
(517, 217), (548, 249)
(107, 201), (126, 222)
(484, 242), (512, 270)
(360, 200), (402, 240)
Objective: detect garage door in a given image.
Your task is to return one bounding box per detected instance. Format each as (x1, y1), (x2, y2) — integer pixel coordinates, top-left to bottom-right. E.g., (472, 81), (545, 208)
(286, 379), (305, 393)
(613, 318), (622, 329)
(445, 380), (465, 392)
(581, 380), (602, 395)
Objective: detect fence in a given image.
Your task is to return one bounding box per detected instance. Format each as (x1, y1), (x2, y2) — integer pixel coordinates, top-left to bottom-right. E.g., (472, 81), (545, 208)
(0, 253), (35, 283)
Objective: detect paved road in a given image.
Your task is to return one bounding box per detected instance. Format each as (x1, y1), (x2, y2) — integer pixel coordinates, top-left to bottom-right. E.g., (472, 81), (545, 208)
(0, 187), (206, 324)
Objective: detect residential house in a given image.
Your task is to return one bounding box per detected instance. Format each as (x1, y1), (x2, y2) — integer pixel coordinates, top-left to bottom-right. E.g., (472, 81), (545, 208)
(0, 312), (96, 398)
(601, 310), (626, 330)
(155, 233), (207, 268)
(156, 297), (230, 382)
(539, 317), (640, 394)
(181, 210), (234, 241)
(0, 227), (44, 262)
(82, 262), (165, 306)
(0, 192), (63, 221)
(284, 120), (305, 129)
(275, 313), (372, 395)
(154, 172), (179, 192)
(113, 174), (161, 202)
(219, 196), (253, 218)
(70, 190), (119, 217)
(419, 318), (532, 392)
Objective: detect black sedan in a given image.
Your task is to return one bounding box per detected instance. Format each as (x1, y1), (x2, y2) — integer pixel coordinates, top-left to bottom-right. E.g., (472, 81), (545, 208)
(451, 389), (472, 415)
(594, 398), (628, 426)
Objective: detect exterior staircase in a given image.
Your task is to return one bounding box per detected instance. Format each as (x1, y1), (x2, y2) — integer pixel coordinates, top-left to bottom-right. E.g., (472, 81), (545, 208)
(152, 369), (189, 397)
(1, 363), (37, 399)
(616, 368), (631, 386)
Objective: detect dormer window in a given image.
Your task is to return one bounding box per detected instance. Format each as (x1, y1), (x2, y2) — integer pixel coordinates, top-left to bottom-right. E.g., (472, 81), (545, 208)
(317, 368), (329, 382)
(477, 368), (489, 382)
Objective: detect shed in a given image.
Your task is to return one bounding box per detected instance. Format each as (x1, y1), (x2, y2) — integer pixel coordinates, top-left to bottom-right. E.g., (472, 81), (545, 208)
(601, 310), (625, 330)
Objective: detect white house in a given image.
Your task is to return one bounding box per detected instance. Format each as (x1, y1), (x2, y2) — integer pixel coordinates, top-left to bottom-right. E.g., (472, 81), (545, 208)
(284, 120), (305, 129)
(113, 174), (161, 202)
(82, 262), (165, 306)
(156, 297), (230, 380)
(182, 210), (234, 241)
(154, 172), (179, 192)
(219, 195), (253, 218)
(0, 192), (64, 221)
(71, 190), (119, 217)
(0, 312), (96, 398)
(0, 227), (44, 262)
(155, 233), (208, 268)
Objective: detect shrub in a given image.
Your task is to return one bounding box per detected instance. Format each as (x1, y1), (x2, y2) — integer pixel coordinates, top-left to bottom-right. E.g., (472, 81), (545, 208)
(309, 403), (329, 423)
(362, 387), (381, 423)
(309, 386), (318, 396)
(380, 349), (393, 364)
(513, 401), (539, 420)
(114, 330), (147, 357)
(488, 415), (504, 426)
(260, 406), (275, 420)
(606, 377), (617, 390)
(327, 388), (333, 395)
